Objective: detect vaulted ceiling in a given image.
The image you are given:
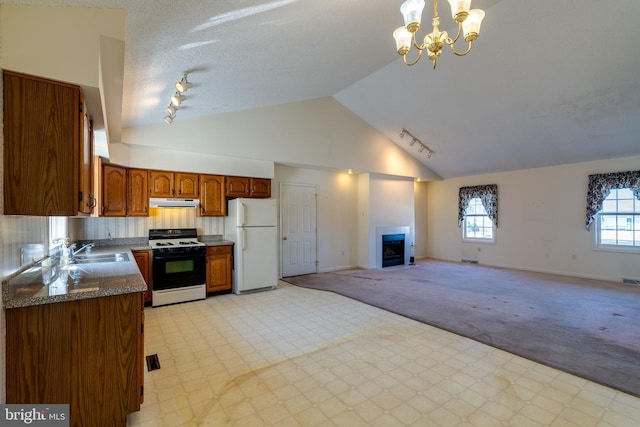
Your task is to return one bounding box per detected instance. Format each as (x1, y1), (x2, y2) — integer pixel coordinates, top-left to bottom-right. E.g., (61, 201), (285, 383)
(4, 0), (640, 179)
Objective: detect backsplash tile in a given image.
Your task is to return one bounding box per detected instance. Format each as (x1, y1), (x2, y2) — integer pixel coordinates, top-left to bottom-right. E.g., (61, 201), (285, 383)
(81, 208), (223, 240)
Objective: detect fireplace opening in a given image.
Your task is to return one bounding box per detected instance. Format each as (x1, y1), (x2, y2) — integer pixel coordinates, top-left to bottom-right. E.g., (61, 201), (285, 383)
(382, 234), (405, 267)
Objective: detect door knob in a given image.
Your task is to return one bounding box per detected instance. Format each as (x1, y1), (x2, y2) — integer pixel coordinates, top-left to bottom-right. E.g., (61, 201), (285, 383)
(282, 236), (287, 240)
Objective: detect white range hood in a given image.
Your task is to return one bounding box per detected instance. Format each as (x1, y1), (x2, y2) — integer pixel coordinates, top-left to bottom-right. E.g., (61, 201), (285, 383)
(149, 198), (200, 208)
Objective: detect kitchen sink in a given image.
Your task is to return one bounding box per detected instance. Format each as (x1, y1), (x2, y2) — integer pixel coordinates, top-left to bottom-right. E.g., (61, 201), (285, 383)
(72, 252), (130, 264)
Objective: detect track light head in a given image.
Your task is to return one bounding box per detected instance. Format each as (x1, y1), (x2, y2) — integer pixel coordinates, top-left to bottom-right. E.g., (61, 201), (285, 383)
(163, 114), (174, 124)
(171, 92), (186, 107)
(175, 72), (193, 93)
(166, 104), (178, 115)
(409, 138), (417, 146)
(400, 129), (407, 138)
(418, 144), (426, 152)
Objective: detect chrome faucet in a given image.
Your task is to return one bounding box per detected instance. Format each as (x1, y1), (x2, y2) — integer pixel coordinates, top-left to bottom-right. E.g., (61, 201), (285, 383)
(72, 243), (95, 257)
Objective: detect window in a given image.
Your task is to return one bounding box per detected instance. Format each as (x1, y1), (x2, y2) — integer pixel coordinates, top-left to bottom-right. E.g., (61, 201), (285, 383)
(596, 188), (640, 250)
(458, 184), (498, 243)
(49, 216), (68, 250)
(463, 197), (495, 242)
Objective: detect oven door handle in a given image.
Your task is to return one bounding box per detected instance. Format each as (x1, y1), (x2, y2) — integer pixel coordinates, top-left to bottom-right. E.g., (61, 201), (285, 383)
(152, 253), (205, 261)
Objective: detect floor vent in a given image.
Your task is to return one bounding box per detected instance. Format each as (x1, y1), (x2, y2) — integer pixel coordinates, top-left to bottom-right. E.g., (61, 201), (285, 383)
(146, 354), (161, 371)
(622, 278), (640, 286)
(461, 259), (479, 264)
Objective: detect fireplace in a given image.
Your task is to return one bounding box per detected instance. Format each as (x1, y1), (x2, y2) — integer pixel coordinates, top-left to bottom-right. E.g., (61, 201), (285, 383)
(382, 234), (405, 267)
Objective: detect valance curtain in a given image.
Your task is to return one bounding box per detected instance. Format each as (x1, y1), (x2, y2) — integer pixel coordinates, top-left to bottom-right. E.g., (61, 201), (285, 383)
(458, 184), (498, 227)
(586, 170), (640, 230)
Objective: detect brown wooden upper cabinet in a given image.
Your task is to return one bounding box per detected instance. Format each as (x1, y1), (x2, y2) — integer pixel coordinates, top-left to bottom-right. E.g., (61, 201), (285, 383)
(199, 174), (226, 216)
(176, 172), (199, 198)
(250, 178), (271, 198)
(225, 176), (271, 198)
(149, 170), (199, 198)
(127, 168), (149, 216)
(102, 164), (127, 217)
(148, 170), (174, 197)
(3, 70), (95, 216)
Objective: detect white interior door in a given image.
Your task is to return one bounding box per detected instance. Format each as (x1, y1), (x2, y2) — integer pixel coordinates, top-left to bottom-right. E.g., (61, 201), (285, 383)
(281, 184), (317, 277)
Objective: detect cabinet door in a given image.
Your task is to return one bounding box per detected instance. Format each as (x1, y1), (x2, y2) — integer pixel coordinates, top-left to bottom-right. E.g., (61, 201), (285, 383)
(250, 178), (271, 198)
(127, 168), (149, 216)
(175, 172), (199, 198)
(133, 249), (152, 304)
(200, 174), (226, 216)
(3, 71), (81, 215)
(226, 176), (250, 198)
(102, 164), (127, 216)
(206, 246), (232, 292)
(149, 170), (174, 197)
(6, 293), (142, 426)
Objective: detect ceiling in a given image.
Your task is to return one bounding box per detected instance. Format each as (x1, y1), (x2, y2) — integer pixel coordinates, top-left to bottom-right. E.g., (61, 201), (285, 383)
(4, 0), (640, 179)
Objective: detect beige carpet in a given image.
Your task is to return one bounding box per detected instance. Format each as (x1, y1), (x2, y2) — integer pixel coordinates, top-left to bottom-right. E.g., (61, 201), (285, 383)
(283, 259), (640, 397)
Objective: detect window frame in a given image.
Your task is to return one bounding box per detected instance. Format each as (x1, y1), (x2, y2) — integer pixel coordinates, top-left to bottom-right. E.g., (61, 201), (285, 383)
(594, 188), (640, 253)
(462, 196), (496, 243)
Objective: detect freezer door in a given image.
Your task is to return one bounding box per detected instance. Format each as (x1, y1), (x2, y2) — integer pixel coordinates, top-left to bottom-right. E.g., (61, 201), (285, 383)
(235, 226), (278, 293)
(230, 198), (277, 227)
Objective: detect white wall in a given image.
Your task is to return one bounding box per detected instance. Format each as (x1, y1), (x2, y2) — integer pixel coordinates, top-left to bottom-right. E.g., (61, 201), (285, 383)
(0, 5), (124, 89)
(122, 97), (439, 181)
(364, 174), (415, 268)
(274, 165), (358, 273)
(109, 143), (275, 179)
(426, 155), (640, 282)
(357, 174), (371, 269)
(414, 180), (429, 260)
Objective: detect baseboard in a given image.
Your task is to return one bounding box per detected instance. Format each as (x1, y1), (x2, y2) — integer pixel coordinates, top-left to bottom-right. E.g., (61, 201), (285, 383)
(426, 256), (622, 284)
(318, 265), (359, 273)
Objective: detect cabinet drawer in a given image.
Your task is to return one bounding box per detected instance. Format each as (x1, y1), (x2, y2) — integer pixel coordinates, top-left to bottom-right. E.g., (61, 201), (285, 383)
(206, 245), (232, 255)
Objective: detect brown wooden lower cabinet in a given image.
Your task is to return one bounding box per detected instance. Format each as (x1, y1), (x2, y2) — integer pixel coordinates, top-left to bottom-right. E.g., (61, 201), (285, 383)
(133, 249), (152, 304)
(206, 245), (232, 293)
(5, 292), (144, 427)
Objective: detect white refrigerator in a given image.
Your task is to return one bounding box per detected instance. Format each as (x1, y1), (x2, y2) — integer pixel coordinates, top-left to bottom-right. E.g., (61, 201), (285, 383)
(224, 198), (278, 294)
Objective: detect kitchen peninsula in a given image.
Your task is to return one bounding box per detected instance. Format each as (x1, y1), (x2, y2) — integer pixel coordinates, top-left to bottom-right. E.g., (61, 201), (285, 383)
(2, 248), (147, 427)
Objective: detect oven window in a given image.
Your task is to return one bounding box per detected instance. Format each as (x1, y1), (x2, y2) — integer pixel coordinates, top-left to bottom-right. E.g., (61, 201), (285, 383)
(165, 260), (194, 274)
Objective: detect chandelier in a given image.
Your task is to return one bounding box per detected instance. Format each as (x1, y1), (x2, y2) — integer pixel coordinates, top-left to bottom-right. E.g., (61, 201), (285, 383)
(393, 0), (485, 69)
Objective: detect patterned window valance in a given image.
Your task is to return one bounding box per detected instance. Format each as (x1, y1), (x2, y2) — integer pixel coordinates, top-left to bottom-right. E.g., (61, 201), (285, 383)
(586, 170), (640, 230)
(458, 184), (498, 228)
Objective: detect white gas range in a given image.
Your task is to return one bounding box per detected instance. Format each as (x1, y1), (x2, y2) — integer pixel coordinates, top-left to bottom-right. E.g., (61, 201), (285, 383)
(149, 228), (207, 307)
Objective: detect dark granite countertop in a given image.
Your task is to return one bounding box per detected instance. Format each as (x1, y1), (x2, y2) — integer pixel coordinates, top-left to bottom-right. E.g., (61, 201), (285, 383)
(2, 246), (147, 309)
(2, 236), (234, 309)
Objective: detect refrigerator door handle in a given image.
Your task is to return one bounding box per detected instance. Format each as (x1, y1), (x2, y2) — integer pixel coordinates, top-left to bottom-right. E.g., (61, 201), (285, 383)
(239, 228), (246, 251)
(239, 202), (246, 226)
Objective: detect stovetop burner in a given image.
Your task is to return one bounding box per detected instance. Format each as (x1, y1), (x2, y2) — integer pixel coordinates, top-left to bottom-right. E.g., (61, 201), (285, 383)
(148, 228), (205, 249)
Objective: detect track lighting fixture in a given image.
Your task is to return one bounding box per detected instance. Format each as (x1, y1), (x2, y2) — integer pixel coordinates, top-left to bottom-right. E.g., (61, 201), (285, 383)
(399, 128), (435, 159)
(163, 71), (193, 124)
(175, 72), (193, 93)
